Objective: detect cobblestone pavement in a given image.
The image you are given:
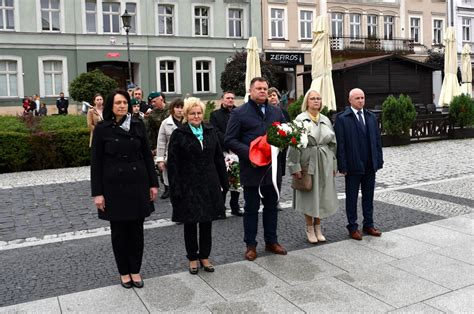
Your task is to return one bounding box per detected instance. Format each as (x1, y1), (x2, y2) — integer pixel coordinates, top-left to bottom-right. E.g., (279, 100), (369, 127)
(0, 139), (472, 307)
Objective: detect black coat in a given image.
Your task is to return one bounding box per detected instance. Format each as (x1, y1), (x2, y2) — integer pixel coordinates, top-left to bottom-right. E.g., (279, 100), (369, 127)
(90, 118), (159, 221)
(167, 123), (229, 223)
(334, 107), (384, 174)
(224, 99), (286, 187)
(210, 105), (234, 151)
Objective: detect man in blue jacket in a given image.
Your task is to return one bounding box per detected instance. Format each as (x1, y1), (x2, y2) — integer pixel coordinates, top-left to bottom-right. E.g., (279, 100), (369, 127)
(334, 88), (384, 241)
(225, 77), (287, 261)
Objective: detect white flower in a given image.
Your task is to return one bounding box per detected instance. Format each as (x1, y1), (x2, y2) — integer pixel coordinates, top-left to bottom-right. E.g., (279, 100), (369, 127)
(302, 121), (312, 133)
(298, 133), (309, 148)
(280, 123), (293, 133)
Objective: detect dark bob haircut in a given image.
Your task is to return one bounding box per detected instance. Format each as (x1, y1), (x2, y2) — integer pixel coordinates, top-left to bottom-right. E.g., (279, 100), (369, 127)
(103, 89), (132, 121)
(169, 97), (184, 116)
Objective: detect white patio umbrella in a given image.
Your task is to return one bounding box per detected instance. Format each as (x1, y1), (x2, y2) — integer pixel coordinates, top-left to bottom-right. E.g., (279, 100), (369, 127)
(461, 43), (472, 97)
(438, 27), (461, 107)
(245, 37), (261, 102)
(309, 15), (336, 111)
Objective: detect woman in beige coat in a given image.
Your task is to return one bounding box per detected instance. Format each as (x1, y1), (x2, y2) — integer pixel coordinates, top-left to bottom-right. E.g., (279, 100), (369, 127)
(287, 89), (338, 244)
(87, 93), (104, 147)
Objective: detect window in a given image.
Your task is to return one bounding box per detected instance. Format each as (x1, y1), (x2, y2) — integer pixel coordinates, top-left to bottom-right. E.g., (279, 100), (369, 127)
(0, 59), (18, 97)
(41, 0), (60, 31)
(384, 16), (394, 40)
(463, 18), (471, 42)
(158, 4), (173, 35)
(433, 19), (443, 45)
(0, 0), (14, 31)
(331, 12), (343, 37)
(270, 8), (284, 39)
(350, 14), (361, 40)
(194, 6), (209, 36)
(228, 8), (242, 38)
(39, 56), (68, 97)
(299, 10), (312, 40)
(367, 15), (377, 38)
(85, 0), (96, 33)
(410, 17), (421, 43)
(125, 2), (136, 34)
(192, 57), (215, 94)
(102, 2), (120, 34)
(157, 57), (180, 94)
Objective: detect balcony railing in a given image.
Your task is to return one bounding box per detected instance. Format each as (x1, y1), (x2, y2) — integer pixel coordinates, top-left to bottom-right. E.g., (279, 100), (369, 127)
(330, 36), (414, 53)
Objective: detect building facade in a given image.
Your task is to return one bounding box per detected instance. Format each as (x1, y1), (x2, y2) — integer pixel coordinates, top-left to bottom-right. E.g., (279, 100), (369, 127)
(453, 0), (474, 53)
(0, 0), (261, 106)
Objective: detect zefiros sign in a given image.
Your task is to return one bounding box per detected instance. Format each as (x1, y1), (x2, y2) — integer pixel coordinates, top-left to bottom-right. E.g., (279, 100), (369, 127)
(265, 52), (304, 65)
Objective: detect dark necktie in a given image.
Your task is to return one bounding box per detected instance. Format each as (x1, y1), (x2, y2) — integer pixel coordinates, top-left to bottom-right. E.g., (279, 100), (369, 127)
(357, 110), (366, 132)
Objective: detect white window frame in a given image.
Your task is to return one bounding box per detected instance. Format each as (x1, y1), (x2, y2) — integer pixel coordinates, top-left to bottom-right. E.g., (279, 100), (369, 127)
(0, 55), (23, 98)
(384, 15), (394, 40)
(125, 1), (137, 34)
(192, 57), (215, 94)
(156, 56), (181, 95)
(38, 56), (68, 97)
(269, 6), (287, 40)
(331, 12), (344, 37)
(192, 4), (212, 37)
(0, 0), (17, 31)
(409, 16), (423, 44)
(36, 0), (65, 33)
(367, 14), (378, 38)
(298, 8), (314, 41)
(102, 1), (121, 34)
(86, 0), (139, 35)
(432, 18), (444, 45)
(463, 17), (471, 42)
(82, 0), (97, 33)
(350, 13), (361, 40)
(227, 7), (243, 38)
(156, 3), (175, 36)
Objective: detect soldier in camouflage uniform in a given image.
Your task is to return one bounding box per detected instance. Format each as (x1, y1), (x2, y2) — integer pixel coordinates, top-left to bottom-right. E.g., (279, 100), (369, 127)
(145, 91), (169, 156)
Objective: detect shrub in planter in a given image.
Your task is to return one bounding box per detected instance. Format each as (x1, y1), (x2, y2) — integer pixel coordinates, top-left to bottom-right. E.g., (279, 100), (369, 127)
(55, 128), (90, 167)
(382, 94), (416, 136)
(288, 95), (304, 121)
(449, 94), (474, 128)
(38, 115), (88, 131)
(0, 116), (29, 133)
(69, 69), (118, 103)
(0, 132), (31, 173)
(204, 100), (215, 123)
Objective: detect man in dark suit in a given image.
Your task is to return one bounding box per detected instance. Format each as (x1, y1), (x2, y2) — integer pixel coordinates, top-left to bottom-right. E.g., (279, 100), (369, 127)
(334, 88), (384, 241)
(210, 91), (243, 217)
(225, 77), (287, 261)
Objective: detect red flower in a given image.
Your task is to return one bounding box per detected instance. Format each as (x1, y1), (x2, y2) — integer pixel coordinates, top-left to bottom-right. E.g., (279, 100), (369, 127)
(272, 121), (281, 127)
(278, 130), (287, 137)
(291, 137), (297, 145)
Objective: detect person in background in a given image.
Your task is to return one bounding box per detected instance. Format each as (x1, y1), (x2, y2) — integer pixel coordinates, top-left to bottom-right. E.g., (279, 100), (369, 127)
(127, 83), (137, 98)
(156, 98), (184, 199)
(167, 97), (229, 274)
(131, 98), (145, 120)
(145, 91), (169, 157)
(33, 94), (41, 116)
(210, 91), (243, 217)
(38, 102), (48, 116)
(133, 87), (152, 114)
(87, 93), (104, 147)
(90, 89), (158, 289)
(287, 89), (338, 244)
(334, 88), (384, 241)
(56, 92), (69, 115)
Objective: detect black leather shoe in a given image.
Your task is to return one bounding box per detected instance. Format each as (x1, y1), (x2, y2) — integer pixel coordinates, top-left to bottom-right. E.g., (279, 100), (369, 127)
(132, 279), (144, 288)
(199, 260), (215, 272)
(231, 209), (243, 216)
(216, 213), (227, 220)
(160, 188), (169, 199)
(120, 279), (133, 289)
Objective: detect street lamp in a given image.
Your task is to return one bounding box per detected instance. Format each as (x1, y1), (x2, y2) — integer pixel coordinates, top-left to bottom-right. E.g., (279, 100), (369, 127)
(121, 10), (132, 87)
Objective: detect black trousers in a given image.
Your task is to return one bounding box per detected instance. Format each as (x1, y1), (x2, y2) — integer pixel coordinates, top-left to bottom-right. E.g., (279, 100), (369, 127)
(183, 222), (212, 261)
(110, 218), (144, 275)
(222, 190), (240, 211)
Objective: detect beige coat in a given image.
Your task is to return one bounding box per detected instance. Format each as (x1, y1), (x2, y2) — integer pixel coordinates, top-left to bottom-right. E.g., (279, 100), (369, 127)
(87, 107), (103, 147)
(156, 115), (179, 185)
(287, 112), (338, 218)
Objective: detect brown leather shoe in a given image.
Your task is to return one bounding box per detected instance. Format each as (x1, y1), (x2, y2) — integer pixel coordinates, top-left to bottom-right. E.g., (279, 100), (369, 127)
(349, 230), (363, 241)
(363, 226), (382, 237)
(265, 243), (287, 255)
(245, 246), (257, 261)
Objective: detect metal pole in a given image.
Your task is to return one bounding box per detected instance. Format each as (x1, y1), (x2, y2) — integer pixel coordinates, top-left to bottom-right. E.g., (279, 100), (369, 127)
(125, 28), (132, 85)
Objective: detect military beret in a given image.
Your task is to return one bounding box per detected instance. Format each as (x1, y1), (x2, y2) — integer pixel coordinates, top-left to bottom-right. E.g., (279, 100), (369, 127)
(148, 91), (162, 101)
(131, 98), (140, 105)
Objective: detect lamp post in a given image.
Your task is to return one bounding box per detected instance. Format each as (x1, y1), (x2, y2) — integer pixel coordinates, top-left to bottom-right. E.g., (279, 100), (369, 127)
(121, 10), (132, 87)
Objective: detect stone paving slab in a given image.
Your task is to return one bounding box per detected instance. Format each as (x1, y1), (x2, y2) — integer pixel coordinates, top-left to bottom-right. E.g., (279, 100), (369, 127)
(390, 252), (474, 290)
(423, 285), (474, 313)
(58, 285), (148, 313)
(0, 298), (60, 314)
(429, 215), (474, 235)
(417, 178), (474, 201)
(276, 276), (394, 313)
(392, 223), (474, 248)
(433, 243), (474, 265)
(335, 264), (450, 308)
(389, 302), (444, 313)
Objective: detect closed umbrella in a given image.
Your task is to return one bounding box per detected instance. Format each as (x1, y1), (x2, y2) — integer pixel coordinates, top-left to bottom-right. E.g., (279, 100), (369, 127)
(245, 37), (261, 102)
(461, 43), (472, 96)
(438, 27), (461, 107)
(310, 15), (336, 111)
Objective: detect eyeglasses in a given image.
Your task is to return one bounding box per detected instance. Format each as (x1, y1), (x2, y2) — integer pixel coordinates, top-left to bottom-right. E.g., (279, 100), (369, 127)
(188, 112), (203, 116)
(309, 97), (322, 101)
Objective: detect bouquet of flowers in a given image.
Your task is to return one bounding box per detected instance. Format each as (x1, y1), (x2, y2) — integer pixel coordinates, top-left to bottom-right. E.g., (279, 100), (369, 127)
(224, 153), (241, 191)
(266, 120), (312, 150)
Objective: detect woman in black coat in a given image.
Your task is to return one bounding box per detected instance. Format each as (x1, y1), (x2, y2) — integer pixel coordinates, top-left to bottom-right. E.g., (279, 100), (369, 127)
(91, 89), (158, 288)
(167, 97), (229, 274)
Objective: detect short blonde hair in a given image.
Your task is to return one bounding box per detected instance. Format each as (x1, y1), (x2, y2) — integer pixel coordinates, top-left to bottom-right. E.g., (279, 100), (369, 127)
(182, 97), (206, 123)
(301, 89), (322, 113)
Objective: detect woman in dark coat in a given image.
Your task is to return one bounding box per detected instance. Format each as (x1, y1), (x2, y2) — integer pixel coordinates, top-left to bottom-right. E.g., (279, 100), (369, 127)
(167, 97), (229, 274)
(90, 89), (158, 289)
